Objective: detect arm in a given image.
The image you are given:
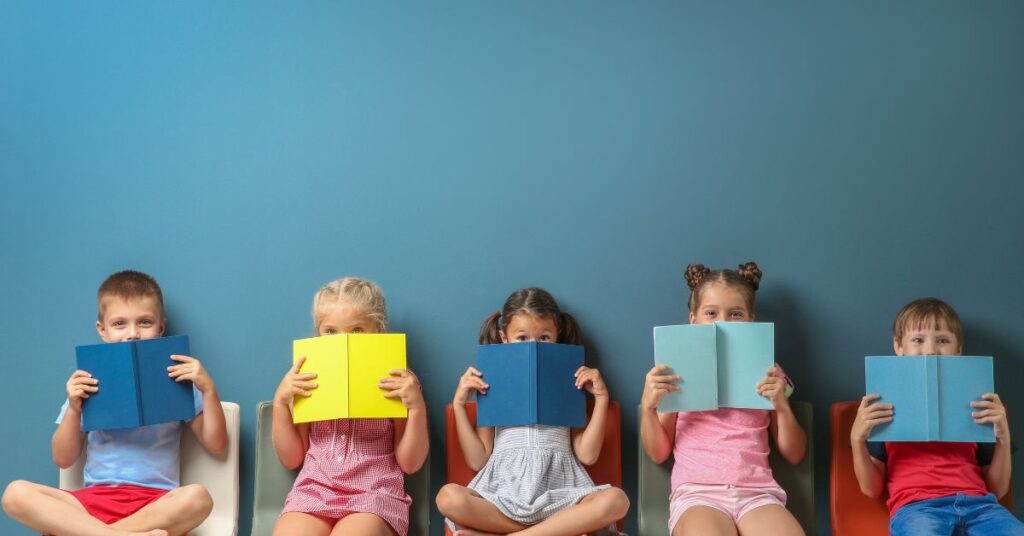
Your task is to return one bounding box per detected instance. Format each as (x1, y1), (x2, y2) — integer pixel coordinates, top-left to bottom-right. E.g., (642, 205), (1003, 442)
(974, 393), (1012, 498)
(272, 357), (317, 470)
(452, 366), (494, 471)
(850, 393), (892, 498)
(171, 354), (228, 456)
(759, 367), (806, 464)
(571, 366), (608, 465)
(52, 370), (95, 468)
(640, 364), (679, 464)
(381, 369), (428, 474)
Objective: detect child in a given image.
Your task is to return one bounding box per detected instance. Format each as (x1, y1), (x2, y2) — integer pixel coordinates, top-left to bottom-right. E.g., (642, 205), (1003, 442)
(851, 297), (1023, 535)
(2, 270), (228, 536)
(436, 287), (629, 536)
(272, 277), (428, 536)
(640, 262), (807, 536)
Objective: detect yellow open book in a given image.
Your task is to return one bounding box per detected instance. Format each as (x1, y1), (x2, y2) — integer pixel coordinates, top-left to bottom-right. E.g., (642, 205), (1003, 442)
(292, 333), (408, 423)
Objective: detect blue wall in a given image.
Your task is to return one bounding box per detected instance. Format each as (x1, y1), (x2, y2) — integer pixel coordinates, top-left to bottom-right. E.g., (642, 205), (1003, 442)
(2, 2), (1022, 534)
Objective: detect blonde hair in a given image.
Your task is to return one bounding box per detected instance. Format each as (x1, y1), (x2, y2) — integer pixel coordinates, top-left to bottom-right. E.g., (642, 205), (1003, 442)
(312, 277), (388, 332)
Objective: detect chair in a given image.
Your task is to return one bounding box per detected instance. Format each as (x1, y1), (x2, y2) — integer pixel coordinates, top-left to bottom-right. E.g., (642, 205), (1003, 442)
(637, 401), (816, 536)
(250, 401), (431, 536)
(443, 401), (624, 535)
(59, 401), (241, 536)
(829, 401), (1013, 536)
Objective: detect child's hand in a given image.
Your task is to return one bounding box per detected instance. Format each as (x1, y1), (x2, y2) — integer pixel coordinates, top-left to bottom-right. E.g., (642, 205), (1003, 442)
(574, 366), (608, 398)
(850, 393), (893, 443)
(972, 393), (1011, 443)
(274, 356), (318, 406)
(454, 366), (487, 406)
(66, 370), (99, 413)
(379, 369), (425, 411)
(641, 364), (680, 412)
(168, 354), (216, 393)
(756, 366), (789, 410)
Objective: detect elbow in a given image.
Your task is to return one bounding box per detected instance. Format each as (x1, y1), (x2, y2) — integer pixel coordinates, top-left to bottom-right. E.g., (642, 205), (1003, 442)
(577, 451), (599, 466)
(858, 482), (883, 499)
(784, 445), (807, 466)
(52, 453), (74, 470)
(281, 456), (303, 471)
(398, 453), (426, 475)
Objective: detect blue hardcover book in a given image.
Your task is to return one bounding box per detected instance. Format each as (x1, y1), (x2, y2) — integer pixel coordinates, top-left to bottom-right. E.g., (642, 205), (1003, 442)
(476, 342), (586, 427)
(654, 322), (774, 412)
(865, 355), (994, 443)
(76, 336), (195, 431)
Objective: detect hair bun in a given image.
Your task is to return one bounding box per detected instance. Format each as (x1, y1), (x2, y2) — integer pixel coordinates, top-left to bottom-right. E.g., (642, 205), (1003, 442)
(684, 264), (711, 290)
(736, 261), (762, 291)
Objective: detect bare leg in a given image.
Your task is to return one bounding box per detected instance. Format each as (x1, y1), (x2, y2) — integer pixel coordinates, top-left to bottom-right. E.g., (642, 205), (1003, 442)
(330, 513), (397, 536)
(272, 512), (333, 536)
(454, 488), (629, 536)
(672, 506), (738, 536)
(1, 480), (167, 536)
(436, 483), (526, 533)
(736, 504), (804, 536)
(110, 484), (211, 536)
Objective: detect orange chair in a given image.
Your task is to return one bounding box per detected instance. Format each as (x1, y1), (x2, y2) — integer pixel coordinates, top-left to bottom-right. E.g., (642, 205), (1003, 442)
(443, 401), (623, 535)
(830, 401), (1013, 536)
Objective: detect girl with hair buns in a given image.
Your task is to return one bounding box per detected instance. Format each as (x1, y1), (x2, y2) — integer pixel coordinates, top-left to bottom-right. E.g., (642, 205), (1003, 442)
(271, 278), (428, 536)
(436, 287), (629, 536)
(640, 263), (807, 536)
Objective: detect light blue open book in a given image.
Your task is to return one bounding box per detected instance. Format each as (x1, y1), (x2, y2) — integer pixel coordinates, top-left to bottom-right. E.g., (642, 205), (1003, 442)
(653, 322), (774, 412)
(865, 355), (995, 443)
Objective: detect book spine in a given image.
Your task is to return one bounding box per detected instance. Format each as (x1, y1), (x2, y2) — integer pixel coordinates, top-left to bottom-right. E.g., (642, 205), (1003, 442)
(926, 357), (940, 440)
(132, 342), (145, 426)
(530, 343), (538, 423)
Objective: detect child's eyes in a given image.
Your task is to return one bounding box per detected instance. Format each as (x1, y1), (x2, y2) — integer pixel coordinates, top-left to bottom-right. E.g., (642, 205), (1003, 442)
(911, 337), (924, 344)
(324, 328), (337, 334)
(352, 327), (364, 333)
(730, 312), (744, 318)
(140, 320), (152, 326)
(539, 335), (551, 341)
(704, 311), (717, 317)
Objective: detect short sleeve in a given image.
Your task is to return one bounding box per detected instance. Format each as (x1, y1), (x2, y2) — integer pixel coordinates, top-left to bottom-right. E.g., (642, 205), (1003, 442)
(55, 399), (83, 430)
(190, 385), (204, 419)
(867, 441), (887, 462)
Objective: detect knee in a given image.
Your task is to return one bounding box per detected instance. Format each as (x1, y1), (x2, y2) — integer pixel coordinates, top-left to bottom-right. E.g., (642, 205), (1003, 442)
(600, 487), (630, 519)
(2, 480), (32, 517)
(435, 484), (468, 517)
(179, 484), (213, 520)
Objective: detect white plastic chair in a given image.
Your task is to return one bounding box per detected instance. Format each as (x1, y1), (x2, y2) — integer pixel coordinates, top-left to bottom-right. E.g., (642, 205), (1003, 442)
(59, 401), (241, 536)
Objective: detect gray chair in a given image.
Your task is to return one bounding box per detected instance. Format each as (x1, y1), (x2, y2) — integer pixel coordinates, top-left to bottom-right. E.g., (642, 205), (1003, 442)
(250, 401), (430, 536)
(637, 401), (815, 535)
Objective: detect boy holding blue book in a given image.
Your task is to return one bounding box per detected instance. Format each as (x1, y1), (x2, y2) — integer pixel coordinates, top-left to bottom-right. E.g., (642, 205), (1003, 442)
(2, 270), (227, 536)
(851, 297), (1022, 535)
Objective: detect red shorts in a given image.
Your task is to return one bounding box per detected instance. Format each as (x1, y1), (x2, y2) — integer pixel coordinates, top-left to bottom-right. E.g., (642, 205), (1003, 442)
(65, 485), (169, 524)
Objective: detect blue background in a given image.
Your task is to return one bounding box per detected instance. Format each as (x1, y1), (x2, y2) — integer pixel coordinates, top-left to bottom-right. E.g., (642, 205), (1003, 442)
(2, 2), (1022, 534)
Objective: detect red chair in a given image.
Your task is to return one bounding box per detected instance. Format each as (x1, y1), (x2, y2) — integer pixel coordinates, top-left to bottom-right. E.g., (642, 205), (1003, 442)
(830, 401), (1013, 536)
(443, 401), (623, 535)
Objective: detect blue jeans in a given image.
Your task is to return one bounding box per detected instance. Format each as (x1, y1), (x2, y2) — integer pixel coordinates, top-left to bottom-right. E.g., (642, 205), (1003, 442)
(890, 493), (1024, 536)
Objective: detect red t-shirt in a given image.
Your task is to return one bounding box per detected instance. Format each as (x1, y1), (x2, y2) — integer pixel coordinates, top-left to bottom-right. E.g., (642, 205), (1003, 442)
(868, 441), (993, 514)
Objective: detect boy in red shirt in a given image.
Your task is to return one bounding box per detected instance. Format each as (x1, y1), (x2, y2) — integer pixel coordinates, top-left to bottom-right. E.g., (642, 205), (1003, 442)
(851, 297), (1022, 535)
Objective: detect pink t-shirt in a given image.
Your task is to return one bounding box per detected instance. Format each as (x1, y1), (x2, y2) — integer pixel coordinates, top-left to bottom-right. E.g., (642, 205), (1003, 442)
(670, 407), (777, 490)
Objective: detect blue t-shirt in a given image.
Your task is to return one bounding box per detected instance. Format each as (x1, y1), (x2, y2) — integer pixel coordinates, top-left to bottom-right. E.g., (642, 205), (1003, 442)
(56, 387), (204, 490)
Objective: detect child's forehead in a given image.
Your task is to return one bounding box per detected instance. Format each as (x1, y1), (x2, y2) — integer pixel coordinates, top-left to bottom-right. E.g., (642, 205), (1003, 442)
(100, 294), (163, 317)
(317, 303), (372, 323)
(902, 314), (954, 334)
(506, 312), (557, 330)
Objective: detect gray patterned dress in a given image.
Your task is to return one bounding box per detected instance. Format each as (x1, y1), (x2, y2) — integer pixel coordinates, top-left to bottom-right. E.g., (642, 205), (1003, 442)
(445, 424), (610, 531)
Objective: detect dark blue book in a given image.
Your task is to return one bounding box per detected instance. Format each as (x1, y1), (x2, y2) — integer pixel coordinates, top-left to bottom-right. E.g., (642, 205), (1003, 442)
(75, 336), (196, 431)
(476, 342), (586, 427)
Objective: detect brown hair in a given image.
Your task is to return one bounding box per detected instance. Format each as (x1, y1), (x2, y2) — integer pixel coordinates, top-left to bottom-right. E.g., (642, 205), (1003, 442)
(97, 270), (164, 321)
(892, 297), (963, 347)
(684, 261), (762, 312)
(479, 287), (582, 345)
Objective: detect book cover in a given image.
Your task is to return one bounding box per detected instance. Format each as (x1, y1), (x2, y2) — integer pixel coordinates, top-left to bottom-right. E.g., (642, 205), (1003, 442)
(292, 333), (408, 423)
(477, 342), (585, 427)
(865, 355), (994, 442)
(76, 335), (194, 431)
(653, 322), (774, 412)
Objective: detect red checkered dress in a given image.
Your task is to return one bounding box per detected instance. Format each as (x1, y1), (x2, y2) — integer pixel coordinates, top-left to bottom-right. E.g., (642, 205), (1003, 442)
(282, 418), (411, 535)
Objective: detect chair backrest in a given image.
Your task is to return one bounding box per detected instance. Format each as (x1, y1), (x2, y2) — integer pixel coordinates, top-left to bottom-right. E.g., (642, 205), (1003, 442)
(829, 401), (1013, 536)
(637, 401), (816, 536)
(59, 401), (241, 536)
(250, 401), (431, 536)
(443, 401), (623, 535)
